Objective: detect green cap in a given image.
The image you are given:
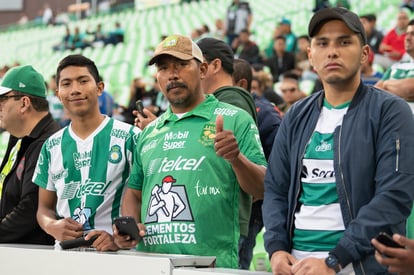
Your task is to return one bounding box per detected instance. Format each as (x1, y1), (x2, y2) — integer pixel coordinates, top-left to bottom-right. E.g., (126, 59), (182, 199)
(0, 65), (47, 98)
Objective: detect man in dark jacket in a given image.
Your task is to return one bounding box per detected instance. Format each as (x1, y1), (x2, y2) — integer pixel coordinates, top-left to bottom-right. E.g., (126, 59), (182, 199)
(263, 8), (414, 274)
(0, 65), (60, 244)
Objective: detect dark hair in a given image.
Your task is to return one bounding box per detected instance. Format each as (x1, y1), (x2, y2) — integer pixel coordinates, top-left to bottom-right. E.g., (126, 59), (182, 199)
(56, 54), (100, 86)
(274, 35), (286, 42)
(282, 71), (300, 81)
(297, 34), (310, 41)
(233, 58), (252, 92)
(360, 13), (377, 22)
(13, 91), (49, 112)
(409, 19), (414, 26)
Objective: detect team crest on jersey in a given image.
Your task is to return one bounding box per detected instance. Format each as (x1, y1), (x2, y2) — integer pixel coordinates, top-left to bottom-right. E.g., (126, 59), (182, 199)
(198, 121), (216, 146)
(145, 175), (194, 223)
(109, 145), (122, 163)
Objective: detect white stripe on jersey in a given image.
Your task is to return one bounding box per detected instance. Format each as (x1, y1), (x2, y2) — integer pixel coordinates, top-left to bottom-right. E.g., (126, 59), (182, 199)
(294, 204), (345, 230)
(314, 105), (348, 134)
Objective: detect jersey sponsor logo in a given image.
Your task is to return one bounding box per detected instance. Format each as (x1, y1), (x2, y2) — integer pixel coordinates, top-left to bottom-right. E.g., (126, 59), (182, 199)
(194, 180), (221, 197)
(143, 176), (196, 246)
(164, 131), (189, 141)
(315, 140), (332, 152)
(110, 129), (131, 139)
(142, 223), (197, 246)
(73, 151), (92, 169)
(198, 121), (216, 146)
(147, 156), (205, 175)
(142, 139), (158, 153)
(311, 168), (335, 178)
(46, 137), (61, 150)
(214, 107), (238, 117)
(146, 175), (193, 223)
(61, 178), (111, 199)
(51, 169), (68, 181)
(163, 131), (189, 151)
(109, 145), (122, 163)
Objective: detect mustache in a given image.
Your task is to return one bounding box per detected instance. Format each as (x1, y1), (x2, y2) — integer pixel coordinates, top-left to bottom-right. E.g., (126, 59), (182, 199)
(166, 82), (187, 91)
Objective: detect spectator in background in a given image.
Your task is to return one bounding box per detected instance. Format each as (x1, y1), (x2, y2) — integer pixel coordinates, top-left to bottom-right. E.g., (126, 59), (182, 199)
(89, 23), (107, 47)
(52, 26), (72, 52)
(252, 64), (286, 111)
(0, 65), (60, 244)
(42, 3), (53, 26)
(375, 18), (414, 113)
(335, 0), (350, 9)
(360, 13), (384, 54)
(278, 72), (307, 113)
(104, 22), (124, 46)
(264, 18), (297, 58)
(263, 35), (296, 83)
(225, 0), (252, 45)
(212, 18), (225, 40)
(377, 8), (410, 70)
(232, 29), (261, 64)
(361, 47), (384, 86)
(98, 76), (115, 117)
(17, 13), (29, 26)
(233, 58), (282, 270)
(46, 74), (65, 126)
(313, 0), (330, 12)
(401, 0), (414, 12)
(70, 26), (90, 50)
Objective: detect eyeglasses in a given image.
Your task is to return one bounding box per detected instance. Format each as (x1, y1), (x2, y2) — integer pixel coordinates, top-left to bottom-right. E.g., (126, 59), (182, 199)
(281, 87), (297, 93)
(0, 95), (23, 103)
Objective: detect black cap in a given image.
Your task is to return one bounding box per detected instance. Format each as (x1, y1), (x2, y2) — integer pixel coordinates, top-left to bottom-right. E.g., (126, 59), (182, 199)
(197, 37), (234, 74)
(308, 7), (367, 45)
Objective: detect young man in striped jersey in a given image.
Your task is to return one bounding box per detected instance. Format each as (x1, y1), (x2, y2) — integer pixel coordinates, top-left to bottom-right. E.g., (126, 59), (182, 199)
(262, 8), (414, 274)
(34, 55), (140, 251)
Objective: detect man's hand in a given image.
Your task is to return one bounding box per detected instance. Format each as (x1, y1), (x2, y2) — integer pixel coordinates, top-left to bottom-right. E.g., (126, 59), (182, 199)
(291, 257), (335, 275)
(372, 234), (414, 274)
(214, 115), (240, 163)
(46, 217), (83, 241)
(133, 109), (157, 130)
(112, 223), (146, 249)
(270, 251), (297, 275)
(84, 230), (119, 251)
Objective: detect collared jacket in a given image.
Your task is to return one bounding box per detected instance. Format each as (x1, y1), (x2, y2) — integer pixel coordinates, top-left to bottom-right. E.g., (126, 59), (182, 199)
(263, 83), (414, 274)
(0, 113), (60, 244)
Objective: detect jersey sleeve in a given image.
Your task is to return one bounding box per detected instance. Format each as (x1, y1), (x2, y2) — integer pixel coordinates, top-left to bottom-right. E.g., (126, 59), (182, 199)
(32, 140), (53, 190)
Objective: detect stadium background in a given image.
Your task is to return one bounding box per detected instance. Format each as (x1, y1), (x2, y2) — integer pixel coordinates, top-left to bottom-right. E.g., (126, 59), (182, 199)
(0, 0), (404, 271)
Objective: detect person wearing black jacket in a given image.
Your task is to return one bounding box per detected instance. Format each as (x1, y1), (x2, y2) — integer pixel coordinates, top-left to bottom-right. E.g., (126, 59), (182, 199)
(0, 65), (60, 244)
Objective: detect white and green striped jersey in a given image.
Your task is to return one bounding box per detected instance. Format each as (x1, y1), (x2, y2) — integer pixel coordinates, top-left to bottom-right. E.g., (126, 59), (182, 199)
(292, 99), (349, 260)
(33, 116), (140, 234)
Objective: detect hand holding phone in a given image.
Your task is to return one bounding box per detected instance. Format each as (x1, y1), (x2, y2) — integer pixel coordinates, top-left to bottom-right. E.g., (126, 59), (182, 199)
(375, 232), (404, 249)
(113, 216), (141, 241)
(60, 235), (98, 250)
(135, 100), (148, 118)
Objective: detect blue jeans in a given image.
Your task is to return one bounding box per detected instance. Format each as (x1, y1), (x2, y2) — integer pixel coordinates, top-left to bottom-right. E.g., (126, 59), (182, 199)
(238, 200), (264, 270)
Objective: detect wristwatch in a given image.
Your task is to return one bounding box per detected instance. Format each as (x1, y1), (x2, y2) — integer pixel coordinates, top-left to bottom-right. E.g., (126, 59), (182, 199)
(325, 254), (341, 273)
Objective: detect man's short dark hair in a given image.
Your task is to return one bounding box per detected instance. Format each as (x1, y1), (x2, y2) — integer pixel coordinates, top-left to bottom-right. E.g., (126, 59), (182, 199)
(409, 19), (414, 26)
(360, 13), (377, 22)
(233, 58), (252, 92)
(56, 54), (100, 86)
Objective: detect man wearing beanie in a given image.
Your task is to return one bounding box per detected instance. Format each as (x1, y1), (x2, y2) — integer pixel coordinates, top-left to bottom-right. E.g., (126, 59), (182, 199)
(0, 65), (60, 244)
(262, 7), (414, 274)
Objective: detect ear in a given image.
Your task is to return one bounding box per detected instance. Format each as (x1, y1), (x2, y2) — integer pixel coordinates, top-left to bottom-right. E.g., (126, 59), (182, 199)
(212, 58), (222, 74)
(97, 81), (104, 96)
(20, 96), (30, 112)
(199, 62), (208, 79)
(237, 79), (249, 91)
(360, 45), (370, 65)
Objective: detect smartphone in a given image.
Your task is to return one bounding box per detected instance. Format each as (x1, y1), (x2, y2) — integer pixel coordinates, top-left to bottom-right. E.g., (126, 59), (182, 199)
(60, 235), (98, 250)
(135, 100), (148, 118)
(375, 232), (404, 249)
(113, 216), (141, 241)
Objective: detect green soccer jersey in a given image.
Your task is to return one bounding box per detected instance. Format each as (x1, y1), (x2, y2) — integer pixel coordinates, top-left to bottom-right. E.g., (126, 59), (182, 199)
(33, 117), (140, 234)
(128, 95), (266, 268)
(293, 99), (349, 260)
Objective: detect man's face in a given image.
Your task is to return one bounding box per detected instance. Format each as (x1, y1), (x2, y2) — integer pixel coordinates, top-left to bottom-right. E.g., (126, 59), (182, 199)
(279, 79), (301, 105)
(308, 20), (368, 86)
(405, 25), (414, 57)
(0, 92), (23, 134)
(397, 11), (409, 30)
(156, 55), (206, 113)
(57, 66), (103, 118)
